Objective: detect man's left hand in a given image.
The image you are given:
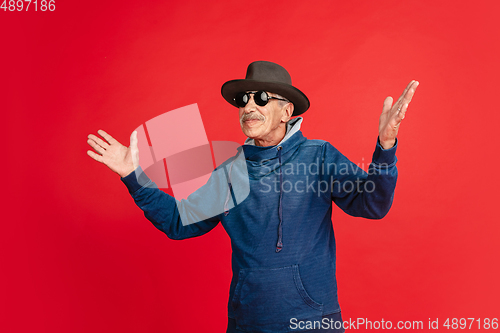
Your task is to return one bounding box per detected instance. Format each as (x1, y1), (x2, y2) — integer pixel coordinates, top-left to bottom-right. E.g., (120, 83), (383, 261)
(378, 80), (419, 149)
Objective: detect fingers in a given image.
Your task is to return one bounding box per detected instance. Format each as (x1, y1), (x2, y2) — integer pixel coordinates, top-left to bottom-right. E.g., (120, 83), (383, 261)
(87, 134), (109, 150)
(87, 129), (119, 157)
(87, 150), (104, 163)
(130, 130), (138, 149)
(397, 102), (409, 120)
(97, 129), (118, 145)
(398, 80), (419, 105)
(383, 96), (393, 113)
(395, 80), (414, 102)
(401, 80), (415, 98)
(87, 137), (106, 154)
(391, 80), (419, 113)
(402, 80), (419, 104)
(130, 131), (140, 169)
(404, 80), (416, 93)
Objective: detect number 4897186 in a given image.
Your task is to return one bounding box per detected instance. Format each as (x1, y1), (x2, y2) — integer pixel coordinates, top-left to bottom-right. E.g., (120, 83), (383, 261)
(443, 318), (498, 330)
(1, 0), (56, 11)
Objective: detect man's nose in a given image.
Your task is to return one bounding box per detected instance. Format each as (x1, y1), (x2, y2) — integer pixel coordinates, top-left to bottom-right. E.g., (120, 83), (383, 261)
(243, 94), (257, 111)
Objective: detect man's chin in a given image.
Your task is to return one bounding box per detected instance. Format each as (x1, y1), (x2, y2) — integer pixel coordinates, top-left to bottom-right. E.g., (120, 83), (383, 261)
(242, 128), (262, 140)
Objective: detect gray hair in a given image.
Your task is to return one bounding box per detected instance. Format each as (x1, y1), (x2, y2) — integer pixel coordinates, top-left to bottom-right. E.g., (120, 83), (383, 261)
(270, 92), (291, 108)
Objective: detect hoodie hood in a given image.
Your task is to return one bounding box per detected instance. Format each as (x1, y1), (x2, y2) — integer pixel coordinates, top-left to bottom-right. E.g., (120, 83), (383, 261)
(243, 116), (303, 147)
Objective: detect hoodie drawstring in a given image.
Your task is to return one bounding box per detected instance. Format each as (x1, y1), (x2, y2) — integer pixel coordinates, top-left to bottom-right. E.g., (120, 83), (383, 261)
(276, 146), (283, 253)
(224, 147), (284, 253)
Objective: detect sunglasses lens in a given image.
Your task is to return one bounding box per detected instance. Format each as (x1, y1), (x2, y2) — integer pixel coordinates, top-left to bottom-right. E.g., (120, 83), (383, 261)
(235, 92), (248, 107)
(235, 91), (270, 107)
(254, 91), (269, 106)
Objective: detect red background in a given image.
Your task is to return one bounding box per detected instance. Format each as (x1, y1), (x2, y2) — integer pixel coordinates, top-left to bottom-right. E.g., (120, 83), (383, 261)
(2, 0), (499, 332)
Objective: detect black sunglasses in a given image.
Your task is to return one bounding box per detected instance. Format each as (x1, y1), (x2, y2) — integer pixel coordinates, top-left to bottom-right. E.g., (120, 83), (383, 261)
(234, 91), (289, 107)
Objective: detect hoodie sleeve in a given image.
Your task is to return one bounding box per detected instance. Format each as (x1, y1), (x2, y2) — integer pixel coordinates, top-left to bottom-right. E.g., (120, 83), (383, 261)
(325, 139), (398, 219)
(121, 166), (221, 240)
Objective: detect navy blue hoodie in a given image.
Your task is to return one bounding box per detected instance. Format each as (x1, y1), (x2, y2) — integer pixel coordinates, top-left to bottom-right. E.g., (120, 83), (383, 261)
(121, 122), (398, 332)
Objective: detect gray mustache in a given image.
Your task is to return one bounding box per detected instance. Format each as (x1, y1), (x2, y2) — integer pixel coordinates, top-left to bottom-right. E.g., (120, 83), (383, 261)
(241, 113), (265, 122)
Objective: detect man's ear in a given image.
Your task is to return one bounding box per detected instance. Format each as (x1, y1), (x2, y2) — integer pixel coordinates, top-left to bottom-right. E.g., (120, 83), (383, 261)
(281, 103), (294, 123)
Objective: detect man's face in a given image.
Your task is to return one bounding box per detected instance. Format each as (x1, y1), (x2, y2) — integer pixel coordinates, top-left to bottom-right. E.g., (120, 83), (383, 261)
(238, 91), (292, 146)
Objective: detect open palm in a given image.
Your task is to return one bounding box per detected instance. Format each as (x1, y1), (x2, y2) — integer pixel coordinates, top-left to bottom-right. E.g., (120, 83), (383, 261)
(87, 130), (139, 178)
(379, 80), (419, 149)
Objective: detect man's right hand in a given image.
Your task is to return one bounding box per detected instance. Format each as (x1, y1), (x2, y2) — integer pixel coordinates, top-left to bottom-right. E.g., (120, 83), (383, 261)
(87, 130), (139, 178)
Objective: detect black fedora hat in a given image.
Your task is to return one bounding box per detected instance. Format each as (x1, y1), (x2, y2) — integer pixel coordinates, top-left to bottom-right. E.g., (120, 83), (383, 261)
(221, 61), (310, 116)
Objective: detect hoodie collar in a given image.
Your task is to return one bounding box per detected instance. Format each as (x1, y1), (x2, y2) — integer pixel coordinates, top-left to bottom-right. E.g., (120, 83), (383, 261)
(238, 119), (306, 163)
(243, 117), (303, 147)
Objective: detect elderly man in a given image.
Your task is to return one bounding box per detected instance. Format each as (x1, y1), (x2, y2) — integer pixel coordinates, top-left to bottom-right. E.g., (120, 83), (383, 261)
(87, 61), (418, 332)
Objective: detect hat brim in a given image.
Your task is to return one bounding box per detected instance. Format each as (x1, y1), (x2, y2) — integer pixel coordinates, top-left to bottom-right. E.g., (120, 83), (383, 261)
(221, 79), (310, 116)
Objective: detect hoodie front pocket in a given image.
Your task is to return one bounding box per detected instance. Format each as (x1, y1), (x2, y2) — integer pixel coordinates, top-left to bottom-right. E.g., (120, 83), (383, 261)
(231, 264), (323, 332)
